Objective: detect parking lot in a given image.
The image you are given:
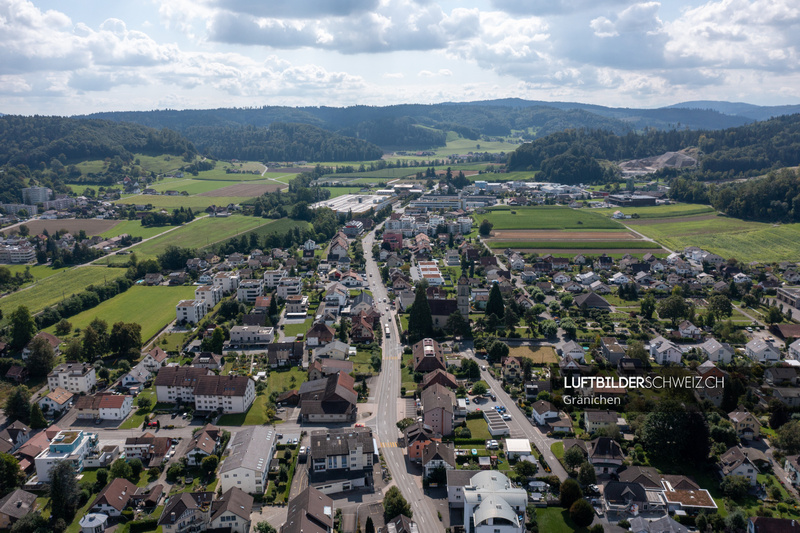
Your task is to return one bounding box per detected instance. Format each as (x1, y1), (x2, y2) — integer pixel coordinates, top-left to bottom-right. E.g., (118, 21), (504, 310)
(466, 394), (513, 420)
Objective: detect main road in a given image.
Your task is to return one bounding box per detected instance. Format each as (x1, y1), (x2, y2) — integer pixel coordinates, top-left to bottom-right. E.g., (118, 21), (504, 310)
(362, 227), (445, 533)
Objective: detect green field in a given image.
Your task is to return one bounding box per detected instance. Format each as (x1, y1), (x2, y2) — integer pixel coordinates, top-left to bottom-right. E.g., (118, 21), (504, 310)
(4, 264), (70, 282)
(322, 187), (367, 198)
(149, 178), (234, 195)
(117, 215), (276, 259)
(98, 219), (169, 240)
(319, 167), (417, 181)
(74, 153), (185, 176)
(627, 215), (800, 262)
(47, 285), (197, 342)
(0, 266), (128, 318)
(487, 240), (662, 250)
(536, 507), (589, 533)
(596, 203), (716, 219)
(115, 194), (252, 211)
(477, 206), (624, 230)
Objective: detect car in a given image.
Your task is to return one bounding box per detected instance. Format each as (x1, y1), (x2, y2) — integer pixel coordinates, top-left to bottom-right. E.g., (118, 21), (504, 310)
(291, 438), (299, 445)
(94, 418), (102, 425)
(355, 423), (365, 427)
(299, 446), (307, 455)
(746, 327), (754, 332)
(181, 413), (187, 418)
(171, 438), (180, 445)
(276, 433), (283, 439)
(481, 365), (486, 371)
(465, 397), (470, 404)
(502, 414), (512, 420)
(171, 413), (177, 419)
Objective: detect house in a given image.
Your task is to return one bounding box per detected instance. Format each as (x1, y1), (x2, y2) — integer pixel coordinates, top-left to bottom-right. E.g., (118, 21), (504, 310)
(47, 362), (96, 394)
(308, 427), (375, 495)
(584, 410), (621, 434)
(176, 299), (209, 324)
(790, 339), (800, 360)
(765, 366), (798, 386)
(412, 338), (447, 373)
(299, 372), (358, 423)
(501, 356), (523, 382)
(208, 488), (254, 533)
(191, 352), (224, 371)
(219, 426), (276, 494)
(530, 400), (559, 426)
(601, 337), (626, 365)
(448, 471), (527, 533)
(22, 332), (62, 360)
(421, 384), (455, 437)
(678, 320), (702, 339)
(74, 393), (133, 421)
(281, 486), (334, 533)
(229, 326), (275, 347)
(312, 340), (350, 361)
(193, 375), (256, 414)
(603, 481), (665, 514)
(561, 340), (585, 363)
(420, 369), (458, 391)
(404, 423), (442, 463)
(574, 292), (611, 310)
(121, 362), (152, 388)
(0, 422), (30, 453)
(746, 339), (781, 363)
(564, 437), (625, 475)
(308, 359), (354, 381)
(785, 456), (800, 489)
(307, 322), (335, 347)
(349, 313), (374, 344)
(386, 514), (418, 533)
(649, 336), (683, 365)
(141, 347), (169, 372)
(774, 387), (800, 407)
(728, 407), (761, 439)
(552, 272), (570, 285)
(719, 446), (758, 485)
(422, 442), (455, 478)
(186, 424), (222, 466)
(4, 365), (27, 383)
(266, 341), (304, 368)
(154, 366), (213, 403)
(89, 478), (139, 517)
(144, 273), (164, 285)
(38, 387), (74, 415)
(35, 429), (98, 481)
(748, 517), (800, 533)
(158, 492), (214, 533)
(0, 489), (37, 528)
(700, 338), (734, 364)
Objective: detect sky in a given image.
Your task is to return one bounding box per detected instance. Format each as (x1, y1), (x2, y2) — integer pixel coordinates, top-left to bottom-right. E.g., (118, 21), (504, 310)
(1, 0), (799, 116)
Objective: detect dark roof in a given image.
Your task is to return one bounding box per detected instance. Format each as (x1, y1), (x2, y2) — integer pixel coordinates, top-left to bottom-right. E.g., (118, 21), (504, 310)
(617, 466), (661, 489)
(388, 515), (416, 533)
(191, 352), (223, 366)
(153, 366), (211, 388)
(309, 428), (373, 459)
(574, 292), (611, 309)
(604, 481), (648, 505)
(412, 338), (446, 373)
(427, 298), (458, 317)
(194, 375), (252, 397)
(267, 341), (304, 360)
(188, 425), (221, 455)
(158, 492), (214, 526)
(0, 489), (37, 520)
(589, 437), (624, 462)
(281, 486), (334, 533)
(90, 478), (138, 512)
(421, 368), (457, 390)
(750, 517), (800, 533)
(421, 383), (455, 413)
(299, 373), (357, 416)
(210, 487), (253, 522)
(422, 441), (455, 468)
(404, 423), (441, 445)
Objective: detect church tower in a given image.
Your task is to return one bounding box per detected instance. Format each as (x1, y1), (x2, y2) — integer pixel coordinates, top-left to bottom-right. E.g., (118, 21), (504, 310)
(457, 275), (470, 317)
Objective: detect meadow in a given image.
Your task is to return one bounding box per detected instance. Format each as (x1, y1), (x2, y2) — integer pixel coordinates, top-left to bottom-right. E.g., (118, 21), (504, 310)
(487, 240), (662, 250)
(4, 264), (71, 283)
(46, 285), (197, 342)
(149, 178), (234, 195)
(477, 206), (625, 230)
(114, 194), (252, 211)
(0, 266), (128, 318)
(595, 203), (716, 219)
(98, 219), (168, 240)
(321, 187), (368, 198)
(74, 153), (184, 176)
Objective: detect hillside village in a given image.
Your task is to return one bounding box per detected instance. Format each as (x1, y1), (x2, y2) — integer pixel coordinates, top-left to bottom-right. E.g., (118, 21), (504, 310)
(2, 163), (800, 533)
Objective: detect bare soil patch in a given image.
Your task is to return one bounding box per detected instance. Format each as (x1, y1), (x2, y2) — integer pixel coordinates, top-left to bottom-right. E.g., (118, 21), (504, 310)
(625, 214), (720, 226)
(508, 345), (559, 364)
(490, 230), (638, 241)
(511, 248), (666, 254)
(18, 218), (118, 236)
(199, 183), (285, 197)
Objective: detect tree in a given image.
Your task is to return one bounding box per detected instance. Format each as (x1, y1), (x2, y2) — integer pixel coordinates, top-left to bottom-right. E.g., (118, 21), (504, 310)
(365, 517), (375, 533)
(570, 498), (594, 528)
(445, 311), (469, 337)
(656, 294), (690, 327)
(485, 283), (505, 319)
(4, 386), (31, 423)
(109, 322), (142, 356)
(478, 219), (494, 237)
(137, 396), (152, 411)
(639, 400), (709, 465)
(49, 460), (80, 520)
(487, 341), (509, 364)
(63, 338), (83, 361)
(129, 458), (143, 480)
(707, 294), (733, 319)
(766, 306), (784, 325)
(219, 299), (241, 320)
(201, 454), (219, 474)
(0, 453), (25, 496)
(472, 381), (488, 396)
(110, 458), (134, 482)
(95, 469), (109, 489)
(720, 475), (750, 500)
(54, 319), (72, 336)
(26, 335), (55, 377)
(408, 285), (433, 343)
(564, 446), (585, 471)
(383, 486), (412, 519)
(559, 478), (582, 509)
(540, 319), (558, 337)
(209, 327), (225, 354)
(513, 460), (538, 478)
(640, 293), (656, 319)
(10, 511), (47, 533)
(9, 306), (36, 350)
(578, 462), (597, 486)
(82, 326), (105, 359)
(560, 318), (577, 338)
(775, 420), (800, 454)
(29, 403), (47, 429)
(254, 522), (277, 533)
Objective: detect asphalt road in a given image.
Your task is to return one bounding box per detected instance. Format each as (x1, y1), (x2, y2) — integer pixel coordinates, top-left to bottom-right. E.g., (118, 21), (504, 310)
(362, 228), (445, 533)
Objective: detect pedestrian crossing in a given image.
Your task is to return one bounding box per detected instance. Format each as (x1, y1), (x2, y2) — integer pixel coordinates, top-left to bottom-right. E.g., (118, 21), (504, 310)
(379, 441), (398, 448)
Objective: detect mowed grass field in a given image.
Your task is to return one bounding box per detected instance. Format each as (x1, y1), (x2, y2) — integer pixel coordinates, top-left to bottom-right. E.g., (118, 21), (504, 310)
(321, 187), (367, 198)
(114, 194), (252, 211)
(0, 266), (128, 318)
(46, 285), (197, 343)
(487, 240), (662, 250)
(627, 214), (800, 262)
(15, 218), (118, 236)
(4, 264), (71, 283)
(595, 203), (716, 219)
(117, 215), (276, 260)
(477, 206), (624, 230)
(98, 220), (168, 240)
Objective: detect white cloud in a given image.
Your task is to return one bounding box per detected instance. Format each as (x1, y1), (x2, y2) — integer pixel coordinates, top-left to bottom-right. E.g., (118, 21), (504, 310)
(491, 0), (634, 16)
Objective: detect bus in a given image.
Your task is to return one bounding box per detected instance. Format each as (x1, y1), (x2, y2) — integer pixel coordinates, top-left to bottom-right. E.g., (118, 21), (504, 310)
(384, 324), (391, 338)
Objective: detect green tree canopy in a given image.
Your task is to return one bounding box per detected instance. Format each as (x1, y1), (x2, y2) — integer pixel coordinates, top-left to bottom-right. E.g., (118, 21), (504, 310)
(383, 486), (412, 519)
(9, 306), (36, 350)
(408, 285), (433, 343)
(485, 283), (505, 319)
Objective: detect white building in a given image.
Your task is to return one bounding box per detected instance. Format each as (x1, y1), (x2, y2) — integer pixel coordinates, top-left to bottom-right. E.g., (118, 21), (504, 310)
(746, 339), (781, 363)
(236, 279), (264, 303)
(219, 426), (276, 494)
(35, 430), (98, 481)
(700, 339), (734, 364)
(263, 270), (286, 288)
(47, 362), (96, 394)
(154, 367), (213, 403)
(450, 471), (527, 533)
(195, 285), (224, 307)
(277, 277), (303, 299)
(213, 272), (240, 293)
(176, 299), (209, 324)
(193, 375), (256, 414)
(229, 326), (274, 346)
(649, 336), (683, 365)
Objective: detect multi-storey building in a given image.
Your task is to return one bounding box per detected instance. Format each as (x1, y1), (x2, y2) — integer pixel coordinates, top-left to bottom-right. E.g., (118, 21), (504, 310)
(34, 430), (98, 481)
(47, 362), (96, 394)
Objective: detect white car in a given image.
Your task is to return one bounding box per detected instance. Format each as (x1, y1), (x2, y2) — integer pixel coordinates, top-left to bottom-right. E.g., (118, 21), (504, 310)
(502, 414), (512, 420)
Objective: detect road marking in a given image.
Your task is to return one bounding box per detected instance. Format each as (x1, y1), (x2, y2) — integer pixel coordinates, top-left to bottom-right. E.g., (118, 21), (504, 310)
(383, 355), (400, 360)
(379, 441), (398, 448)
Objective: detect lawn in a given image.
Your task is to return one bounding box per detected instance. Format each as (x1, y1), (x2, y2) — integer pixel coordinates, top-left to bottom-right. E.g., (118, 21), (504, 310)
(4, 264), (70, 283)
(351, 347), (379, 375)
(45, 285), (197, 342)
(149, 178), (235, 195)
(550, 441), (564, 459)
(401, 351), (415, 392)
(628, 214), (800, 262)
(321, 186), (367, 198)
(119, 388), (157, 429)
(269, 366), (308, 393)
(283, 317), (313, 339)
(465, 418), (492, 440)
(508, 345), (559, 364)
(536, 507), (589, 533)
(487, 240), (662, 250)
(596, 203), (716, 219)
(477, 206), (624, 230)
(119, 215), (275, 259)
(218, 393), (270, 425)
(99, 219), (169, 240)
(0, 265), (128, 318)
(115, 194), (253, 211)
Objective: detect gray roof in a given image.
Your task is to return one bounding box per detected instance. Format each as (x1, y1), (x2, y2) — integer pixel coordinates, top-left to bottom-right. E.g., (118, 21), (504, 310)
(0, 489), (37, 520)
(219, 426), (276, 475)
(210, 487), (253, 522)
(310, 428), (373, 459)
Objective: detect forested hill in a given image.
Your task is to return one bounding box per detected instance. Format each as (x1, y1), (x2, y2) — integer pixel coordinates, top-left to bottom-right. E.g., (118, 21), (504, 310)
(507, 113), (800, 184)
(79, 99), (757, 151)
(0, 115), (196, 168)
(184, 122), (384, 162)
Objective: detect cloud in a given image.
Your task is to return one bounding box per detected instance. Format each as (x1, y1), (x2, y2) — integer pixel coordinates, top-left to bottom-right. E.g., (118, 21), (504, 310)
(204, 0), (379, 19)
(417, 69), (451, 77)
(491, 0), (633, 16)
(383, 72), (404, 79)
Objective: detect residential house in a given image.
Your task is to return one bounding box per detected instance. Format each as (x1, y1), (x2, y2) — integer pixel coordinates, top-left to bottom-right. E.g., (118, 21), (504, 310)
(208, 488), (254, 533)
(38, 387), (73, 415)
(501, 356), (523, 382)
(141, 347), (169, 372)
(349, 312), (374, 344)
(35, 429), (98, 481)
(307, 322), (335, 347)
(421, 384), (455, 437)
(422, 442), (455, 478)
(774, 387), (800, 407)
(574, 292), (612, 310)
(281, 486), (334, 533)
(191, 352), (224, 371)
(404, 423), (442, 463)
(0, 489), (37, 528)
(22, 332), (62, 360)
(229, 326), (275, 347)
(601, 337), (626, 365)
(718, 446), (758, 485)
(219, 426), (276, 494)
(448, 471), (527, 533)
(89, 478), (140, 517)
(700, 339), (734, 364)
(420, 369), (458, 391)
(193, 375), (256, 414)
(154, 367), (213, 404)
(299, 372), (358, 423)
(0, 422), (30, 453)
(678, 320), (702, 339)
(649, 336), (683, 365)
(748, 517), (800, 533)
(186, 425), (222, 466)
(584, 410), (621, 434)
(746, 339), (781, 363)
(561, 340), (585, 363)
(412, 338), (447, 373)
(312, 340), (350, 361)
(308, 427), (375, 495)
(266, 342), (304, 368)
(176, 299), (208, 324)
(728, 407), (761, 439)
(285, 295), (309, 317)
(603, 481), (665, 514)
(308, 359), (354, 382)
(121, 362), (152, 389)
(790, 338), (800, 360)
(530, 400), (559, 426)
(47, 362), (96, 394)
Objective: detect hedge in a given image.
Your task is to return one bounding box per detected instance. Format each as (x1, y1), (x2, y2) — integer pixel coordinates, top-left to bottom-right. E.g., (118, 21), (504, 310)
(130, 519), (159, 533)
